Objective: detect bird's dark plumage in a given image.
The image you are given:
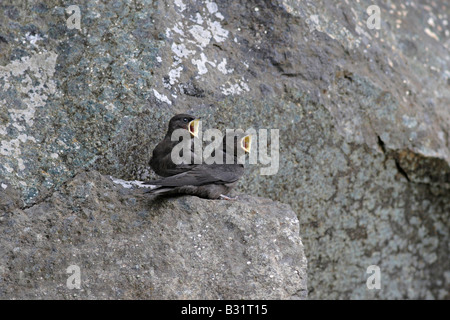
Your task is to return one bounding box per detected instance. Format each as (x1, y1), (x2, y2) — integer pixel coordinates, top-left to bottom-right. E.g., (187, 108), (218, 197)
(144, 133), (251, 200)
(149, 114), (199, 177)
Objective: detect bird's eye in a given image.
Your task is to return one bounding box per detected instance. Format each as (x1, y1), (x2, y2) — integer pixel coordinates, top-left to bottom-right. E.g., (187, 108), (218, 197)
(183, 118), (188, 123)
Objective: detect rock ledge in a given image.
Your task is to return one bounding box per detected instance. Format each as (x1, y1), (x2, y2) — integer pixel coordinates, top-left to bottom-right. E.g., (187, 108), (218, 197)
(0, 171), (307, 299)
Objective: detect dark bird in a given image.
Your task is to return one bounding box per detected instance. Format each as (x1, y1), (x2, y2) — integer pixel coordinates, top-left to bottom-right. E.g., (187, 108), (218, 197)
(143, 133), (252, 200)
(149, 114), (200, 177)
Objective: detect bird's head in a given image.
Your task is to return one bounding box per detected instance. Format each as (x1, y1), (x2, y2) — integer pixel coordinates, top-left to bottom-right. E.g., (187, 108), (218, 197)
(167, 114), (200, 137)
(240, 134), (252, 154)
(223, 132), (252, 156)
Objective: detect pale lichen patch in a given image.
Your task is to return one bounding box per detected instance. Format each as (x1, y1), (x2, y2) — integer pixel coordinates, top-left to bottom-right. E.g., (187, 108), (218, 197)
(0, 51), (57, 172)
(155, 1), (249, 96)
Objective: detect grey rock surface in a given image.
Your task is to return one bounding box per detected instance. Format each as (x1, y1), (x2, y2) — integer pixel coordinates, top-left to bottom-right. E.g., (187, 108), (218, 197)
(0, 0), (449, 299)
(0, 171), (307, 299)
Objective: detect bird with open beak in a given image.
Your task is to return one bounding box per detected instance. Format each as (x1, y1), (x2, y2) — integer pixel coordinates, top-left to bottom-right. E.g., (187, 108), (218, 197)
(144, 132), (252, 200)
(149, 114), (200, 177)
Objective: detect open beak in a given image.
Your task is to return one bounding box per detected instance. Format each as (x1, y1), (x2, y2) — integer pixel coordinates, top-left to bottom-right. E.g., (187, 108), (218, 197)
(240, 135), (252, 154)
(188, 119), (200, 137)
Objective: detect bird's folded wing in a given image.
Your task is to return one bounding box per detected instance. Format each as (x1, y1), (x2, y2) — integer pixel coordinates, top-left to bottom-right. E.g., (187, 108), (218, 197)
(143, 164), (243, 187)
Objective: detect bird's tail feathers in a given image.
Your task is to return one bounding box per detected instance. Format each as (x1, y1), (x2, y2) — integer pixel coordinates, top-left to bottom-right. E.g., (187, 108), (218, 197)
(144, 186), (174, 195)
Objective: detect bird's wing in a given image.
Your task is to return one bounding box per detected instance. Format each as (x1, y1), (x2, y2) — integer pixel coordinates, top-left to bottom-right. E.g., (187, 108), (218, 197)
(149, 137), (198, 176)
(160, 163), (197, 176)
(143, 164), (244, 187)
(152, 151), (195, 174)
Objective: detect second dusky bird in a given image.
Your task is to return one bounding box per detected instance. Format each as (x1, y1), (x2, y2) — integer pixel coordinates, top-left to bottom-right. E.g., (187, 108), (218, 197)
(144, 132), (252, 200)
(149, 114), (200, 177)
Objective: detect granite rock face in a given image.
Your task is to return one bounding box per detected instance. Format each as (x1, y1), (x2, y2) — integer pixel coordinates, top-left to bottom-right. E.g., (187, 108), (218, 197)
(0, 171), (307, 299)
(0, 0), (449, 299)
